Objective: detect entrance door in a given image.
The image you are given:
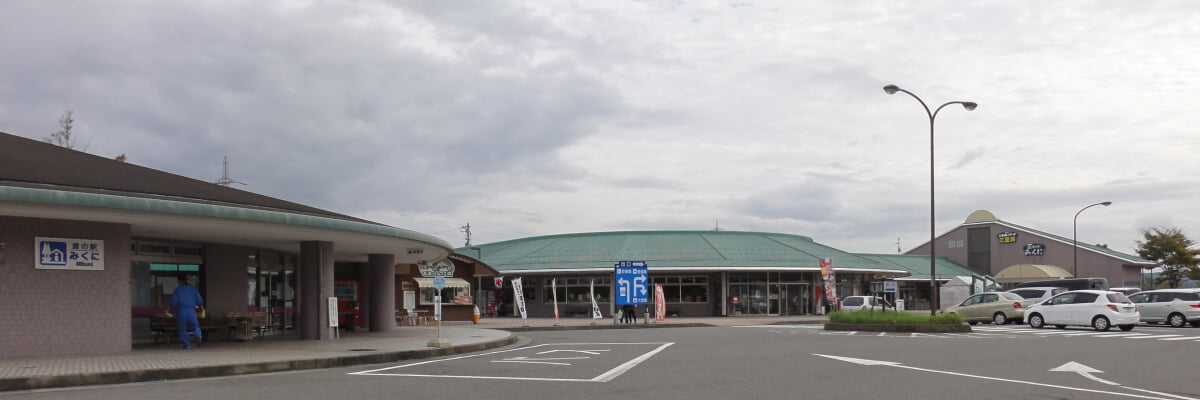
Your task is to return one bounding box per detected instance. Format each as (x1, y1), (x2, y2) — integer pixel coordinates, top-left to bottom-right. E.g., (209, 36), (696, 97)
(769, 285), (783, 315)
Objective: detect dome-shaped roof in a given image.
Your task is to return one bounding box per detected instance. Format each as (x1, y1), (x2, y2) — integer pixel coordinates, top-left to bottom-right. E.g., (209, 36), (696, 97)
(965, 210), (998, 223)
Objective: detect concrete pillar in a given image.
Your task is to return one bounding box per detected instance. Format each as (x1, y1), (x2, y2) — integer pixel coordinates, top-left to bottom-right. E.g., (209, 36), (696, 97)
(299, 241), (334, 340)
(368, 254), (396, 332)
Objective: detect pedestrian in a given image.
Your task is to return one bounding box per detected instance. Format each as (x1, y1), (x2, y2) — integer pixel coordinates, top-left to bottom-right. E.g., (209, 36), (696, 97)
(621, 304), (635, 324)
(170, 274), (205, 349)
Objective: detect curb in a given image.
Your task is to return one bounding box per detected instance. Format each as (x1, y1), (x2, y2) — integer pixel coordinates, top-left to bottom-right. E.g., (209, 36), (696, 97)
(0, 334), (518, 393)
(823, 323), (973, 333)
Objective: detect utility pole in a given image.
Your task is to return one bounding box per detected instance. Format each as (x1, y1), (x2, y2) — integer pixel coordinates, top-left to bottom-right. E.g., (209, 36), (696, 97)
(214, 156), (246, 187)
(461, 223), (472, 247)
(895, 238), (902, 254)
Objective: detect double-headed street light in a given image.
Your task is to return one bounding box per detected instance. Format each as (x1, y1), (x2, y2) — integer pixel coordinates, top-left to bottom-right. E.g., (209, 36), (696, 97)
(1073, 201), (1112, 277)
(883, 84), (977, 315)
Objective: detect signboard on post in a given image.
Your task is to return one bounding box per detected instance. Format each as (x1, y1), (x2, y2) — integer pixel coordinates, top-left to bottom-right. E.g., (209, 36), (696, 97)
(615, 261), (649, 305)
(884, 281), (898, 293)
(590, 279), (603, 319)
(328, 297), (339, 328)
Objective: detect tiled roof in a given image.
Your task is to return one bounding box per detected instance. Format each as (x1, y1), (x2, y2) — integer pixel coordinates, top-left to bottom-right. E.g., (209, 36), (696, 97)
(856, 254), (978, 280)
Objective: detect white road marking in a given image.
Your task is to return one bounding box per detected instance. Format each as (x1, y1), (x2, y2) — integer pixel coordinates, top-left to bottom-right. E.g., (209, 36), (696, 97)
(1125, 387), (1200, 400)
(1125, 335), (1184, 340)
(591, 343), (674, 382)
(1092, 333), (1150, 338)
(1032, 331), (1075, 335)
(1060, 332), (1111, 336)
(814, 354), (1197, 400)
(1158, 336), (1200, 341)
(538, 349), (611, 355)
(1050, 361), (1119, 386)
(351, 342), (674, 383)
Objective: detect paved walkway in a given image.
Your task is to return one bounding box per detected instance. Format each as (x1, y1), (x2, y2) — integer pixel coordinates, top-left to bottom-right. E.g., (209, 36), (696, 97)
(0, 315), (826, 392)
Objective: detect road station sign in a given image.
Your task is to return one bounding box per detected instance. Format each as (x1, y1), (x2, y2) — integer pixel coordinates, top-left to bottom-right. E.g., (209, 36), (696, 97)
(433, 275), (446, 290)
(614, 261), (648, 305)
(884, 281), (897, 293)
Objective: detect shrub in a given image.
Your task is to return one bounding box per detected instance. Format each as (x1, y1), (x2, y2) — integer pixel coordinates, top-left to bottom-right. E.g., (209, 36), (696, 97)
(829, 310), (963, 325)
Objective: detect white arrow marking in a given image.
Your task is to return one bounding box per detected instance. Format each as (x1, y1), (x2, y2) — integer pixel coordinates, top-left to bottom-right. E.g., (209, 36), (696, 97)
(813, 354), (1198, 400)
(1050, 361), (1119, 386)
(538, 349), (610, 355)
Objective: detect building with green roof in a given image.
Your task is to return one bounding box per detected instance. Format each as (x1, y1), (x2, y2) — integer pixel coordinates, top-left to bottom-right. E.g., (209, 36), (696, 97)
(458, 230), (944, 318)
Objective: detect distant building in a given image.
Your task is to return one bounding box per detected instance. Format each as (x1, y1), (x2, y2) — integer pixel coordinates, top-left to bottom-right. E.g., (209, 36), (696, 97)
(906, 210), (1155, 289)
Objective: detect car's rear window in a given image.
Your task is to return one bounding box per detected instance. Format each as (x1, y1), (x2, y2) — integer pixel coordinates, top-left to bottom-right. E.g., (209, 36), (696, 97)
(843, 297), (863, 306)
(1002, 292), (1024, 301)
(1106, 293), (1131, 303)
(1174, 293), (1200, 301)
(1009, 290), (1039, 299)
(1073, 293), (1100, 304)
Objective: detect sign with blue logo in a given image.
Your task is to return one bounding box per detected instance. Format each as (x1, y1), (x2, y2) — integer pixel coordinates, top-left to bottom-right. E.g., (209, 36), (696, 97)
(35, 237), (104, 270)
(614, 261), (649, 305)
(433, 275), (446, 290)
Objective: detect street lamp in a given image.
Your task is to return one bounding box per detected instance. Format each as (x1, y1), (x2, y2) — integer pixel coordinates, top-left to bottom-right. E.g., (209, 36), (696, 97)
(883, 84), (977, 315)
(1073, 201), (1112, 277)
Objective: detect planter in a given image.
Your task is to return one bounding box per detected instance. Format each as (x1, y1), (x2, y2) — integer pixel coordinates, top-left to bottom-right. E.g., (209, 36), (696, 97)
(823, 323), (972, 333)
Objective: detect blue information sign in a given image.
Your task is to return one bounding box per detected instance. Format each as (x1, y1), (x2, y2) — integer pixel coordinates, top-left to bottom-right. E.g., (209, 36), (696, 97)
(614, 261), (649, 305)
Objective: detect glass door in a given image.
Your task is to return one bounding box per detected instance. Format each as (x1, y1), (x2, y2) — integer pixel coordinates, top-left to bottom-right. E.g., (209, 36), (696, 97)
(769, 284), (783, 315)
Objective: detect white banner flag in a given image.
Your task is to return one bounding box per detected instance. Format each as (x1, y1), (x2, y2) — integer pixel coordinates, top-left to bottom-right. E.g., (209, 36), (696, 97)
(590, 279), (603, 319)
(552, 278), (560, 321)
(512, 277), (528, 321)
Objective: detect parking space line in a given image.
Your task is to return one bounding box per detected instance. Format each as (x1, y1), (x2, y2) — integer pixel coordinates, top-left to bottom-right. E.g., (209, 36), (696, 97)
(1158, 336), (1200, 341)
(1032, 331), (1074, 335)
(1126, 335), (1184, 339)
(1091, 333), (1149, 338)
(1060, 332), (1110, 336)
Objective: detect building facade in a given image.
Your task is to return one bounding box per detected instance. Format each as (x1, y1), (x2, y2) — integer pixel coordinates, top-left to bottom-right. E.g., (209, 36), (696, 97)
(906, 210), (1155, 289)
(0, 132), (454, 358)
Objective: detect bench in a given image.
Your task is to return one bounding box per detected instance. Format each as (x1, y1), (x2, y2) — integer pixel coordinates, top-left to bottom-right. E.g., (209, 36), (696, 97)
(150, 315), (219, 344)
(224, 312), (273, 340)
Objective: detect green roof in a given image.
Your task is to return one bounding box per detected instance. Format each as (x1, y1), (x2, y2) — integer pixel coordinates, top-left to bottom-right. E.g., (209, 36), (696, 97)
(456, 230), (907, 274)
(855, 254), (977, 280)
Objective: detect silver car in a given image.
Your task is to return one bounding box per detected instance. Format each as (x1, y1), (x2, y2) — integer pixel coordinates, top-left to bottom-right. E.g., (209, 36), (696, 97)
(1127, 289), (1200, 328)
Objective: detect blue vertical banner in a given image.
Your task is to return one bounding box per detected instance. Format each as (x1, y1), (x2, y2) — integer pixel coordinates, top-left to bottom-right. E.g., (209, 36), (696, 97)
(614, 261), (649, 305)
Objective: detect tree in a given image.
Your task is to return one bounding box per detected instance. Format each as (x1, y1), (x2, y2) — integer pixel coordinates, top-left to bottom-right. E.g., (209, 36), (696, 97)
(1134, 227), (1199, 288)
(45, 110), (86, 150)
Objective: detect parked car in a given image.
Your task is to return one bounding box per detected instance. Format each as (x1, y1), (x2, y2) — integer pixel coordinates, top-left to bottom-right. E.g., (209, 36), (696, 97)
(839, 296), (886, 312)
(1109, 287), (1142, 296)
(1026, 290), (1138, 331)
(944, 292), (1035, 325)
(1005, 286), (1068, 303)
(1127, 289), (1200, 328)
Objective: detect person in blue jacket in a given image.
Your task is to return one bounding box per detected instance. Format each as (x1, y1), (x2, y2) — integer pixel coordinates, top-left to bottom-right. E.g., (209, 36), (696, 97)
(170, 274), (205, 349)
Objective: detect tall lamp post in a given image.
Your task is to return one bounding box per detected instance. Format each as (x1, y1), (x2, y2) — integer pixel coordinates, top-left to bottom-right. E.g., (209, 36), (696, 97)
(1073, 201), (1112, 278)
(883, 84), (977, 315)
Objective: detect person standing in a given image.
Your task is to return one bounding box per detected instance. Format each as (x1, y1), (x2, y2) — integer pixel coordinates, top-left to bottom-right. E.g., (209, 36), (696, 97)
(170, 274), (205, 349)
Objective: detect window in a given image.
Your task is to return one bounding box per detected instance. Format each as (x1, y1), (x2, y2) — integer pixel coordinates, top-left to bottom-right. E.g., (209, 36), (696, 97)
(1050, 293), (1075, 305)
(649, 276), (709, 303)
(416, 278), (472, 305)
(1010, 290), (1039, 299)
(1072, 293), (1099, 304)
(1176, 293), (1200, 301)
(1002, 292), (1025, 301)
(1105, 293), (1130, 303)
(947, 239), (964, 248)
(981, 294), (999, 303)
(1129, 293), (1149, 303)
(543, 277), (610, 303)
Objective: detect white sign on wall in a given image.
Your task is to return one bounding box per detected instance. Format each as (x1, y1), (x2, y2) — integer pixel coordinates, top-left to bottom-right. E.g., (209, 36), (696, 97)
(35, 237), (104, 270)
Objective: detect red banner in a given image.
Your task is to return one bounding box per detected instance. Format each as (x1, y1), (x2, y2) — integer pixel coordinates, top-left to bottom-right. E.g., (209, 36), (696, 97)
(654, 284), (665, 322)
(820, 258), (837, 304)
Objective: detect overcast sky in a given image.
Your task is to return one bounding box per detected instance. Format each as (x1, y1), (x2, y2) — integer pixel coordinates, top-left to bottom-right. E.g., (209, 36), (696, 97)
(2, 1), (1197, 256)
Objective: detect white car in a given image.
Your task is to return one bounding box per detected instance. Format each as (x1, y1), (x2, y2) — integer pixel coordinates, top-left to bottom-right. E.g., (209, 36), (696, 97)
(1127, 289), (1200, 328)
(839, 296), (886, 312)
(1026, 290), (1139, 331)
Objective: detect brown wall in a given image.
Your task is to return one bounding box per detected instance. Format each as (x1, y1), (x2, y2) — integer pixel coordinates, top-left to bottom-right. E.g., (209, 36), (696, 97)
(0, 216), (132, 358)
(205, 244), (253, 318)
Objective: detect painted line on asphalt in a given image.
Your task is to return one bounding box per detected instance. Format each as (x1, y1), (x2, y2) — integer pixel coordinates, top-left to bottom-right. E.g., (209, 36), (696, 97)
(1032, 331), (1075, 335)
(814, 354), (1197, 400)
(1092, 333), (1150, 338)
(591, 343), (674, 382)
(1060, 332), (1110, 336)
(1158, 336), (1200, 341)
(1126, 334), (1184, 340)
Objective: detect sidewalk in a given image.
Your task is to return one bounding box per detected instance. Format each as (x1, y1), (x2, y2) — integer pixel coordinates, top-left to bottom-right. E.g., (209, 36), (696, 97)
(0, 315), (826, 392)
